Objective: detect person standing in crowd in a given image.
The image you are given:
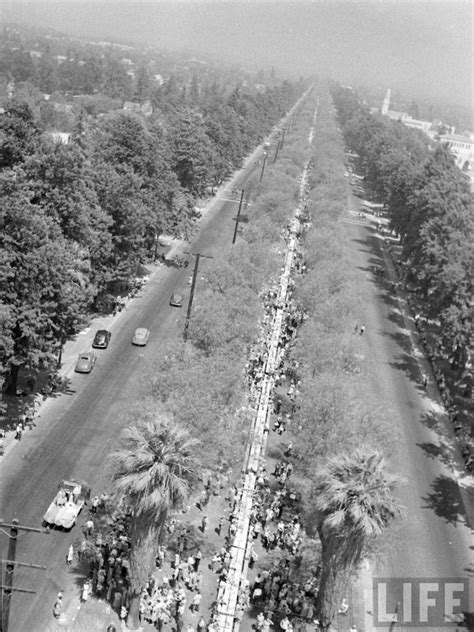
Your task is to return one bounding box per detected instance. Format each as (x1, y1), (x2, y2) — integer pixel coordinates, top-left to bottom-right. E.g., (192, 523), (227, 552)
(66, 543), (74, 565)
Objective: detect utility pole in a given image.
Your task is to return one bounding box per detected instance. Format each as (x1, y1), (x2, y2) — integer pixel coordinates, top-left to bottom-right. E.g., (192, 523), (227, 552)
(273, 139), (282, 163)
(1, 520), (48, 632)
(232, 189), (245, 245)
(259, 151), (267, 182)
(183, 252), (213, 342)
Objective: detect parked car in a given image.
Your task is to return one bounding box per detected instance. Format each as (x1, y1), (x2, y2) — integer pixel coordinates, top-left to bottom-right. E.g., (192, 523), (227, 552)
(43, 479), (90, 530)
(170, 293), (183, 307)
(92, 329), (111, 349)
(132, 327), (150, 346)
(75, 352), (97, 373)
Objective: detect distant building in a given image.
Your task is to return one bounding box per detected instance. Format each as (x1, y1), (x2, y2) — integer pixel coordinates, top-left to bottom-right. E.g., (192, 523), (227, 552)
(123, 100), (153, 117)
(54, 103), (74, 114)
(440, 132), (474, 180)
(382, 89), (431, 130)
(380, 88), (474, 191)
(49, 132), (71, 144)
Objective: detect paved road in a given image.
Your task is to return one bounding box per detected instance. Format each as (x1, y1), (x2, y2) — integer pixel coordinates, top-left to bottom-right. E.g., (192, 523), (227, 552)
(0, 154), (264, 632)
(342, 191), (472, 631)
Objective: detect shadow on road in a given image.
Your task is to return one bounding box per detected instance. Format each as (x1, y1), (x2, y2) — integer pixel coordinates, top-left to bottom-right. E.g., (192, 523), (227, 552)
(389, 346), (419, 376)
(422, 474), (466, 526)
(416, 441), (452, 468)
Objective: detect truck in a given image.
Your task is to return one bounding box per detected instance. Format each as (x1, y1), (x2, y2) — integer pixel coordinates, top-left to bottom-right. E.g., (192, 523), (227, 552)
(43, 479), (90, 530)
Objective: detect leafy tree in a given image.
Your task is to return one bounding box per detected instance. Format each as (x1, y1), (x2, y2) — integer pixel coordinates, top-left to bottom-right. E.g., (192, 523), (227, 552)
(37, 51), (59, 94)
(80, 54), (105, 94)
(168, 108), (217, 194)
(134, 64), (151, 102)
(312, 451), (402, 630)
(24, 142), (114, 289)
(149, 343), (249, 467)
(108, 415), (199, 628)
(102, 57), (132, 99)
(0, 100), (41, 168)
(1, 172), (92, 391)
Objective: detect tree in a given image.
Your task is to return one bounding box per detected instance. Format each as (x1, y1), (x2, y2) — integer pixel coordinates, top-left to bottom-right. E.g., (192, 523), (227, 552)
(1, 172), (92, 391)
(312, 451), (402, 630)
(108, 415), (199, 628)
(168, 108), (217, 195)
(0, 100), (41, 168)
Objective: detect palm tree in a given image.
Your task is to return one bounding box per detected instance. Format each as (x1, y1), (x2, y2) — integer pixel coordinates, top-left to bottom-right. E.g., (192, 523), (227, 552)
(312, 450), (402, 630)
(108, 416), (199, 629)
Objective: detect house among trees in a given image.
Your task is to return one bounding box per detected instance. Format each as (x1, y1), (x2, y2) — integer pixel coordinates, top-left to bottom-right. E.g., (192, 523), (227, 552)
(123, 100), (153, 116)
(48, 131), (71, 144)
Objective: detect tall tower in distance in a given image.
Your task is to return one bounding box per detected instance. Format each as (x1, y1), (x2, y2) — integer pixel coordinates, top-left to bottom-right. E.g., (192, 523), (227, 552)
(382, 88), (391, 115)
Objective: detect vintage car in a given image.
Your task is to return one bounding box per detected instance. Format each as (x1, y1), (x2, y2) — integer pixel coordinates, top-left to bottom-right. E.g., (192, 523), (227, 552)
(169, 293), (183, 307)
(74, 352), (97, 373)
(43, 479), (90, 530)
(92, 329), (112, 349)
(132, 327), (150, 346)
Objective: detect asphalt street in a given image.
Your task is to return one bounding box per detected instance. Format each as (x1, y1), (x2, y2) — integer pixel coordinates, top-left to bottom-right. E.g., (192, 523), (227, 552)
(342, 191), (472, 631)
(1, 153), (264, 632)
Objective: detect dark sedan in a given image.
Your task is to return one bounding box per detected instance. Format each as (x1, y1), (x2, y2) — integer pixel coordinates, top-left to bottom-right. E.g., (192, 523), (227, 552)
(92, 329), (112, 349)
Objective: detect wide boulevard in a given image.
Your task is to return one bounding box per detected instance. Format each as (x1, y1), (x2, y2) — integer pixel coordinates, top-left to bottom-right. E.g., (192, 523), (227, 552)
(342, 187), (473, 631)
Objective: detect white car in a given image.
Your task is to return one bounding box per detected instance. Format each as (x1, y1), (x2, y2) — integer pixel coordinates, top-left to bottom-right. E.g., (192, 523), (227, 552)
(132, 327), (150, 346)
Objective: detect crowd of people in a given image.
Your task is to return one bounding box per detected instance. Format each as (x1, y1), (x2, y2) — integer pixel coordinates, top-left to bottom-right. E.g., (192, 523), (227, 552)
(212, 196), (330, 631)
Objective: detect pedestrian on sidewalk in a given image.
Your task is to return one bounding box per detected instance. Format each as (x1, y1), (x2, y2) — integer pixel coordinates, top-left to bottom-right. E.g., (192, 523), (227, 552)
(200, 515), (208, 533)
(120, 605), (128, 624)
(360, 324), (365, 335)
(197, 615), (207, 632)
(216, 516), (224, 536)
(66, 544), (74, 565)
(338, 597), (349, 614)
(194, 549), (202, 571)
(85, 517), (94, 537)
(81, 580), (90, 603)
(191, 592), (202, 613)
(78, 538), (87, 561)
(249, 547), (258, 569)
(422, 372), (428, 389)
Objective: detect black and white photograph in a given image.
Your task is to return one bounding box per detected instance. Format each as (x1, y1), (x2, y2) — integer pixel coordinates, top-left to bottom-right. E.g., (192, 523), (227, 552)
(0, 2), (472, 631)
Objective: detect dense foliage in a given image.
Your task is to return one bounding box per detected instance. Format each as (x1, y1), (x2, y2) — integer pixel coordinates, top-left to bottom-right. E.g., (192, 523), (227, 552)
(0, 26), (304, 392)
(331, 84), (473, 373)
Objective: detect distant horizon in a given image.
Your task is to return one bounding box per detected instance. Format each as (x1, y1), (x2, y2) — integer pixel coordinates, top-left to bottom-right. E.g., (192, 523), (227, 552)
(0, 1), (472, 121)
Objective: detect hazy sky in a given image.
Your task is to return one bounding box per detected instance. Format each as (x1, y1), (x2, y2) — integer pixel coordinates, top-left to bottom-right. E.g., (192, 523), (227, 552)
(1, 1), (472, 110)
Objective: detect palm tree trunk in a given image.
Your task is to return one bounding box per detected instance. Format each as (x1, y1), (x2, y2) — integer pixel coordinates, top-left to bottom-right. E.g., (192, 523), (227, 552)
(316, 528), (347, 630)
(127, 589), (141, 629)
